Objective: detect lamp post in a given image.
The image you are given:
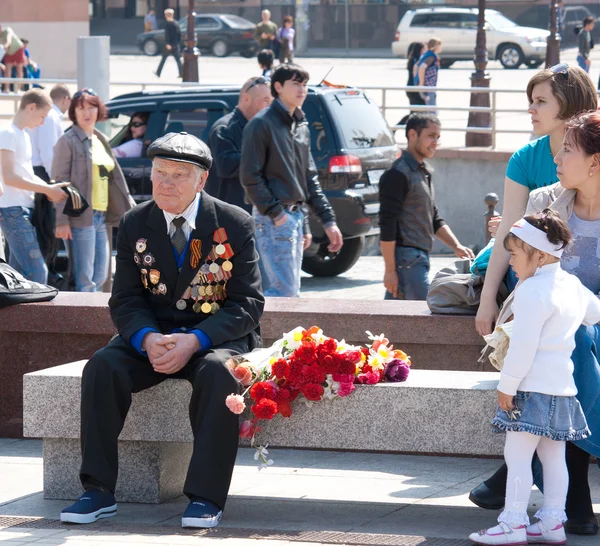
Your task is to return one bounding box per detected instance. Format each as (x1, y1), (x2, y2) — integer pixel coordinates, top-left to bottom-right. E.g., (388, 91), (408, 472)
(182, 0), (199, 82)
(546, 1), (561, 67)
(466, 0), (492, 147)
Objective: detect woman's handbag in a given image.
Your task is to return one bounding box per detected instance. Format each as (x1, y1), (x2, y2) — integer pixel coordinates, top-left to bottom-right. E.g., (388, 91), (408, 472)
(0, 259), (58, 309)
(61, 185), (89, 217)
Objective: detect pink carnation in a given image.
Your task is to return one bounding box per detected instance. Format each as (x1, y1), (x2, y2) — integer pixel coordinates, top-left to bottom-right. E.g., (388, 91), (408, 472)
(337, 382), (355, 397)
(356, 371), (381, 385)
(226, 394), (246, 414)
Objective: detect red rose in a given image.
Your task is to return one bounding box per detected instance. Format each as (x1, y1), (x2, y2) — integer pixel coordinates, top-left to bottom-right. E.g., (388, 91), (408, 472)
(250, 381), (277, 401)
(345, 350), (363, 364)
(271, 359), (290, 379)
(302, 383), (324, 401)
(277, 399), (292, 417)
(251, 398), (278, 419)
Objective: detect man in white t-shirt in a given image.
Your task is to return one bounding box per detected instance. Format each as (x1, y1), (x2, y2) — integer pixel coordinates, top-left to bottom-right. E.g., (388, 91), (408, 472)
(0, 89), (69, 283)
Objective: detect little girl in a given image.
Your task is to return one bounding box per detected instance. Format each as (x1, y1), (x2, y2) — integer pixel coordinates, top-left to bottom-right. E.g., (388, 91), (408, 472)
(469, 209), (600, 546)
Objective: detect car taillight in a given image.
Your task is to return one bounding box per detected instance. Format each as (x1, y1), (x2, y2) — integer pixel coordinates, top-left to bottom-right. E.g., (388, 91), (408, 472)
(242, 31), (254, 39)
(395, 31), (400, 42)
(329, 155), (362, 174)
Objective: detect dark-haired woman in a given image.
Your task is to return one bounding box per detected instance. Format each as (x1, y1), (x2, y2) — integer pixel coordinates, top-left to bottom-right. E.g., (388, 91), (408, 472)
(51, 89), (134, 292)
(112, 112), (148, 159)
(406, 42), (425, 107)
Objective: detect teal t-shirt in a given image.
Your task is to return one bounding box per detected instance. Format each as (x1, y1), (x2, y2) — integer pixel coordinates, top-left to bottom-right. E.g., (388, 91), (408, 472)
(505, 135), (559, 190)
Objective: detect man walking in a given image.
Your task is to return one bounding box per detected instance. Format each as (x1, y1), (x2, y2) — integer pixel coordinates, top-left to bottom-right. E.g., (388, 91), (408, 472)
(379, 113), (474, 301)
(577, 16), (595, 73)
(27, 84), (71, 276)
(240, 64), (343, 297)
(255, 10), (277, 50)
(0, 90), (68, 283)
(206, 76), (273, 213)
(155, 9), (182, 78)
(60, 132), (263, 528)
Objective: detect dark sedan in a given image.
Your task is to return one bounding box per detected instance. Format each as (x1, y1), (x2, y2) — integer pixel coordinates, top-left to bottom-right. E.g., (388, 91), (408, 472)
(137, 13), (259, 58)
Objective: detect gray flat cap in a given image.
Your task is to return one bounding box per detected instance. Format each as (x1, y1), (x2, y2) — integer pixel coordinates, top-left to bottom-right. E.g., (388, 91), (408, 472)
(147, 132), (213, 170)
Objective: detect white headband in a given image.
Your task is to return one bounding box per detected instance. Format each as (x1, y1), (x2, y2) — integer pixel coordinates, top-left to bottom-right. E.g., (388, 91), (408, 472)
(509, 218), (564, 258)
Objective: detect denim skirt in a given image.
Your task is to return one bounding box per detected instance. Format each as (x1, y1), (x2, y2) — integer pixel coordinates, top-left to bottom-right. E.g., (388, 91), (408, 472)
(491, 391), (590, 441)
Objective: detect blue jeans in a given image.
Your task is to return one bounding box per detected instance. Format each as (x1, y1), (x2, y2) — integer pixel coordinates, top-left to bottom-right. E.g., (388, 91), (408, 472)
(424, 92), (437, 107)
(0, 206), (47, 283)
(571, 324), (600, 460)
(253, 207), (304, 297)
(384, 246), (430, 300)
(70, 211), (109, 292)
(576, 54), (590, 73)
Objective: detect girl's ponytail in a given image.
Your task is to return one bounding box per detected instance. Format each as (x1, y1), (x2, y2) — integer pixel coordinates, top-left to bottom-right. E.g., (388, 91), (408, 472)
(524, 209), (572, 250)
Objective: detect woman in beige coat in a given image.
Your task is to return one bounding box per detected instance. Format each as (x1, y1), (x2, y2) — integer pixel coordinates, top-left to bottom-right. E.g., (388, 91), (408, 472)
(52, 89), (134, 292)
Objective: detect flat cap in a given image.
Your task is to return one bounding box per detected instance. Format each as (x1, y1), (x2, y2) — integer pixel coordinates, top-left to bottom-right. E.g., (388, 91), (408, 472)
(147, 132), (213, 170)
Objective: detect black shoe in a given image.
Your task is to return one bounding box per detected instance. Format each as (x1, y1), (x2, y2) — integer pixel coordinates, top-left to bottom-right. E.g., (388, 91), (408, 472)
(468, 482), (505, 510)
(565, 517), (599, 535)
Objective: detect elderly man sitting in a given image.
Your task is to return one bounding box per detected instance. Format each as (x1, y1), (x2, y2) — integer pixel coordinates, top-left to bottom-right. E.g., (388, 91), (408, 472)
(60, 132), (264, 528)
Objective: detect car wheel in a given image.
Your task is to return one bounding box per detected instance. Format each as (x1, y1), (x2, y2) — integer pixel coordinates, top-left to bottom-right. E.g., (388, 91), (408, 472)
(526, 60), (544, 69)
(211, 40), (229, 57)
(499, 44), (524, 69)
(240, 49), (256, 58)
(440, 60), (454, 69)
(301, 237), (365, 277)
(143, 39), (159, 56)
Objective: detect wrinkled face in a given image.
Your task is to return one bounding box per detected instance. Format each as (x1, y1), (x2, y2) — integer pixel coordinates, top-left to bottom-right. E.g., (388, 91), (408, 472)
(528, 81), (562, 136)
(409, 122), (441, 159)
(506, 237), (541, 281)
(554, 131), (597, 190)
(242, 84), (273, 119)
(26, 104), (50, 129)
(151, 157), (208, 214)
(130, 116), (147, 139)
(275, 78), (308, 110)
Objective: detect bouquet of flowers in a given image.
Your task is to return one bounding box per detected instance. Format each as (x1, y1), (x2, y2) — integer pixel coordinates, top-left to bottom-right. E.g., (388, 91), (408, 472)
(225, 327), (411, 468)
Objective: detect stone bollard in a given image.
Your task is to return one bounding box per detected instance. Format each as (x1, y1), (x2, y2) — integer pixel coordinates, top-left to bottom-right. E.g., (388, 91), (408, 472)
(484, 193), (499, 244)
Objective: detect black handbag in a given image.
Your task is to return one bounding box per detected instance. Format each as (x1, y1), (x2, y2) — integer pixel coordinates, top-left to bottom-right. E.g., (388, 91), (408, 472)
(61, 185), (89, 218)
(0, 259), (58, 309)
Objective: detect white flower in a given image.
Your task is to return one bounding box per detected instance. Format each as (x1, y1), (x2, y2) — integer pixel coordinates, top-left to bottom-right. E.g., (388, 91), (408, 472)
(254, 444), (275, 470)
(282, 327), (305, 351)
(367, 349), (386, 371)
(258, 459), (274, 470)
(366, 331), (387, 343)
(310, 329), (327, 344)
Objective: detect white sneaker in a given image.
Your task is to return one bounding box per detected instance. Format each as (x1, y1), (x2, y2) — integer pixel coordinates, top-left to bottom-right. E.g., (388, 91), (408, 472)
(526, 522), (567, 545)
(469, 522), (528, 545)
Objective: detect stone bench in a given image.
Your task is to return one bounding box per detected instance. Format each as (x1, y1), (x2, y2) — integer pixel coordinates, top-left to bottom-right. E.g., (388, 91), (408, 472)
(23, 361), (503, 504)
(1, 292), (488, 437)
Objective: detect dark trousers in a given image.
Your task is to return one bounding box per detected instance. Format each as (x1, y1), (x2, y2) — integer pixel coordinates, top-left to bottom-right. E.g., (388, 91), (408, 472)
(80, 335), (244, 509)
(32, 166), (59, 267)
(483, 442), (595, 519)
(156, 45), (183, 77)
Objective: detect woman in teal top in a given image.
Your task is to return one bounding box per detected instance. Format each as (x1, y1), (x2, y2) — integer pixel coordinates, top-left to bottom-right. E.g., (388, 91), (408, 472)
(476, 64), (597, 335)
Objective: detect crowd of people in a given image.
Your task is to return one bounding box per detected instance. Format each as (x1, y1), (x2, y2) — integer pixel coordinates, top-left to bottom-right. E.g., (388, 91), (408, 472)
(0, 24), (41, 92)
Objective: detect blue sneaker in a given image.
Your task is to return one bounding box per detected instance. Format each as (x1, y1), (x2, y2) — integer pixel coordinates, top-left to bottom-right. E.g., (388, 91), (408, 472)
(181, 497), (223, 528)
(60, 489), (117, 524)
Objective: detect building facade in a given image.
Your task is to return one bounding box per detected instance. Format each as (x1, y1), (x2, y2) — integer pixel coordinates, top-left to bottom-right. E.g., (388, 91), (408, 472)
(2, 0), (89, 78)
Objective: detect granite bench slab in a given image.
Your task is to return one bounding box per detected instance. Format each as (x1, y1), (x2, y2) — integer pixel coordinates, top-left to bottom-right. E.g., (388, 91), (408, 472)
(1, 293), (488, 437)
(23, 361), (503, 503)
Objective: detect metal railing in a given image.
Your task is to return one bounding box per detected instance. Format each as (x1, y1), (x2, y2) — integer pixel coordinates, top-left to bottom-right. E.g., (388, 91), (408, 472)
(0, 77), (534, 148)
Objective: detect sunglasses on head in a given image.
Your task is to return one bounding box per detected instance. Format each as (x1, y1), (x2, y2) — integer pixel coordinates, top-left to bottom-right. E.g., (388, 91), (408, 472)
(550, 63), (569, 77)
(246, 77), (270, 92)
(73, 88), (98, 99)
(130, 121), (146, 128)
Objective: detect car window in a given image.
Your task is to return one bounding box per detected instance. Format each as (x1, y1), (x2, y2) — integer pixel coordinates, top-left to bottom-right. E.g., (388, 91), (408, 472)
(485, 11), (517, 29)
(165, 107), (228, 141)
(108, 113), (132, 141)
(302, 99), (333, 153)
(220, 15), (254, 29)
(429, 13), (462, 28)
(459, 13), (478, 29)
(194, 16), (221, 30)
(410, 14), (431, 27)
(327, 94), (394, 150)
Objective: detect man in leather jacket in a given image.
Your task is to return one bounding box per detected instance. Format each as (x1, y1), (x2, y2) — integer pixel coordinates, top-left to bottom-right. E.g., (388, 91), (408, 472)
(240, 63), (343, 297)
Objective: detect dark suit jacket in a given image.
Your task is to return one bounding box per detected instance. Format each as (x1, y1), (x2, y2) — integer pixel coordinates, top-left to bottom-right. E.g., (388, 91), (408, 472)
(205, 108), (252, 214)
(109, 191), (264, 350)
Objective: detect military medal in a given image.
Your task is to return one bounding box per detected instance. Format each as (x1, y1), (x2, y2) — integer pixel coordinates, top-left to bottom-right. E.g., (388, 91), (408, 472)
(182, 286), (192, 300)
(210, 302), (220, 313)
(200, 263), (210, 274)
(134, 254), (140, 265)
(193, 301), (203, 313)
(201, 302), (212, 313)
(215, 243), (226, 256)
(176, 299), (187, 310)
(157, 283), (167, 295)
(141, 273), (148, 289)
(205, 285), (214, 296)
(190, 239), (202, 268)
(143, 253), (155, 266)
(222, 260), (233, 272)
(149, 269), (160, 284)
(191, 285), (199, 298)
(199, 285), (206, 297)
(136, 238), (147, 253)
(209, 262), (219, 274)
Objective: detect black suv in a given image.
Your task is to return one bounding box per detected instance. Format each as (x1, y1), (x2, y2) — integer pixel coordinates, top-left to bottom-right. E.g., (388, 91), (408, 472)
(106, 85), (397, 277)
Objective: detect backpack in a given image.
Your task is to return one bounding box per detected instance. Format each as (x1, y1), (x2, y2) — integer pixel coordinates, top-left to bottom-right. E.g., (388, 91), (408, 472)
(0, 258), (58, 309)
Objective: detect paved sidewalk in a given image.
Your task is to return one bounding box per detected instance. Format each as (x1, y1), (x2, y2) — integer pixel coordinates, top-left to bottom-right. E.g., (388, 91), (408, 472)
(1, 438), (598, 545)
